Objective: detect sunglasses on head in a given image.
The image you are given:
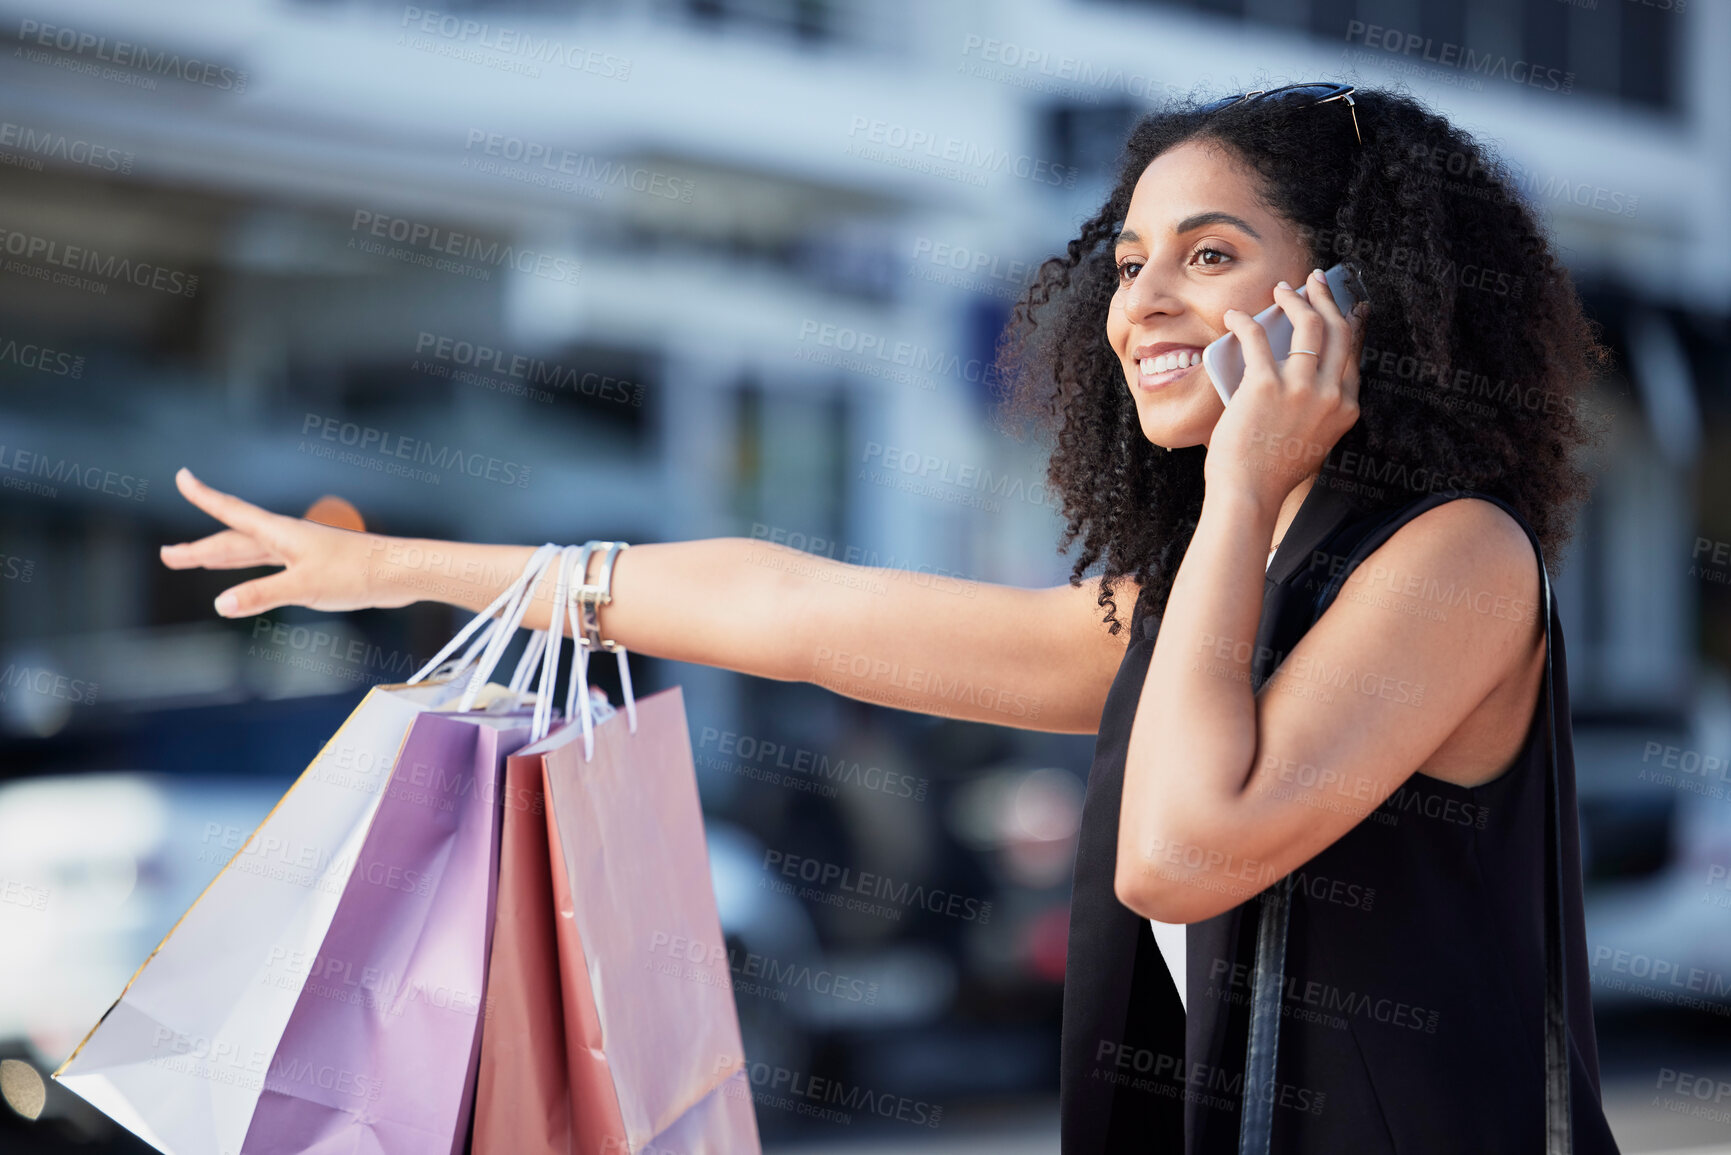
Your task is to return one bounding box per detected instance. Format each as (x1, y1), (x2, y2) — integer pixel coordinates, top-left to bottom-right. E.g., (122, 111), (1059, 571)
(1197, 82), (1362, 146)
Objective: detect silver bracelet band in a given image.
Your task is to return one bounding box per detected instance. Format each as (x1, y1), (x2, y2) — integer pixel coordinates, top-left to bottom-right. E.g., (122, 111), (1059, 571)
(573, 540), (629, 652)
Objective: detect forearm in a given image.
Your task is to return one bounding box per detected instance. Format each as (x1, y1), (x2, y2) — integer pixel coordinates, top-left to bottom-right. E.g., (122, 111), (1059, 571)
(362, 535), (805, 683)
(1120, 484), (1278, 863)
(163, 468), (1114, 722)
(360, 532), (1127, 732)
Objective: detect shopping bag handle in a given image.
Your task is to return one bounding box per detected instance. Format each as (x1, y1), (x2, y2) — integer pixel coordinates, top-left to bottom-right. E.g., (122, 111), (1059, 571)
(406, 542), (560, 694)
(566, 544), (602, 759)
(569, 542), (638, 759)
(523, 545), (606, 751)
(527, 545), (582, 744)
(420, 616), (500, 685)
(455, 543), (572, 712)
(507, 630), (547, 696)
(520, 542), (638, 757)
(433, 549), (591, 718)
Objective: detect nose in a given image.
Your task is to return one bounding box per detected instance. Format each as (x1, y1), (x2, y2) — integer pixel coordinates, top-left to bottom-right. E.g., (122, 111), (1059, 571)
(1118, 261), (1184, 327)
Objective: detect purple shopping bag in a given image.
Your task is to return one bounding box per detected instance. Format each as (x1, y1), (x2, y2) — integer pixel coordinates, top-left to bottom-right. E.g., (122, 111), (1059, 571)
(239, 706), (533, 1155)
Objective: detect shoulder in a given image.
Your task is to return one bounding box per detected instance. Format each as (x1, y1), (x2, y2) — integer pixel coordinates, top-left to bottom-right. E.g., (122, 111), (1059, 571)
(1355, 494), (1544, 639)
(1397, 494), (1539, 582)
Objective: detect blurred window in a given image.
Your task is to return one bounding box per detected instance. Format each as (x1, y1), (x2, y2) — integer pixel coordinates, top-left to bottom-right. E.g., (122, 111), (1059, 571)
(680, 0), (836, 43)
(1044, 100), (1142, 187)
(1089, 0), (1679, 113)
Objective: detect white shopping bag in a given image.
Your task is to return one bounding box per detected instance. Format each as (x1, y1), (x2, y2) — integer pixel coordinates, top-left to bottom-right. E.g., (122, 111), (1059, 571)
(52, 545), (570, 1155)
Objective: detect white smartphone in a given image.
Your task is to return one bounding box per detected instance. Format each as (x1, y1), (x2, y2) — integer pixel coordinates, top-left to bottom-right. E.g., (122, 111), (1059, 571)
(1202, 262), (1370, 406)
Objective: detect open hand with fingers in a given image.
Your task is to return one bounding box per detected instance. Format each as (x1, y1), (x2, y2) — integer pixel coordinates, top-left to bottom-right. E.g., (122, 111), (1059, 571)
(158, 467), (406, 617)
(1204, 266), (1369, 506)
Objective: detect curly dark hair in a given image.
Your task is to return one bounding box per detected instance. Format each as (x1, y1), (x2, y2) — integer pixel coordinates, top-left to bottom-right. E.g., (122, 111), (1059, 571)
(992, 82), (1613, 635)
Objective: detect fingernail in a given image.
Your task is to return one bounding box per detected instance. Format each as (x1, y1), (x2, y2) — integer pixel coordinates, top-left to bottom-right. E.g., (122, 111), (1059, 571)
(1311, 268), (1325, 280)
(1223, 308), (1240, 319)
(215, 592), (237, 616)
(1276, 280), (1291, 291)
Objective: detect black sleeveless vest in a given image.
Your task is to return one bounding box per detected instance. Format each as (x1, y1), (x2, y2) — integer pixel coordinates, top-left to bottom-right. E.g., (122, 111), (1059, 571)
(1058, 480), (1621, 1154)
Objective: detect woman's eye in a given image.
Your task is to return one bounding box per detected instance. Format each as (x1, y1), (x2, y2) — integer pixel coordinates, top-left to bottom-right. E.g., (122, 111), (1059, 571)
(1191, 247), (1230, 267)
(1116, 259), (1143, 284)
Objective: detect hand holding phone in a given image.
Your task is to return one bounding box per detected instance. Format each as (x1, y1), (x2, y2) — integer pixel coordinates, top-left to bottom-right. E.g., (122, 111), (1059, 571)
(1201, 262), (1369, 406)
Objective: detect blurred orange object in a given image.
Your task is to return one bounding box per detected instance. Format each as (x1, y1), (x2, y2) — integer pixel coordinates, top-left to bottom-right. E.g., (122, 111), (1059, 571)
(302, 494), (365, 532)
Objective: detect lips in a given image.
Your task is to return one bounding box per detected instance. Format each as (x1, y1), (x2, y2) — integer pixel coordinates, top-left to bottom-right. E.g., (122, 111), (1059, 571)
(1129, 342), (1206, 390)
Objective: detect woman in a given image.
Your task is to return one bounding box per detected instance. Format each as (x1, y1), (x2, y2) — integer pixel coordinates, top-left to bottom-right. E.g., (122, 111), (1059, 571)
(161, 82), (1619, 1153)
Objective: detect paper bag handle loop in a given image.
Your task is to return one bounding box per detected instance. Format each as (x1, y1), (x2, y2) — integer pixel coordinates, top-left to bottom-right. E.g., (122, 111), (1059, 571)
(406, 542), (559, 695)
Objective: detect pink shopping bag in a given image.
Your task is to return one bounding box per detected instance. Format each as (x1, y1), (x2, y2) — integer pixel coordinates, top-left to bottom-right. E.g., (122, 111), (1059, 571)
(471, 685), (759, 1155)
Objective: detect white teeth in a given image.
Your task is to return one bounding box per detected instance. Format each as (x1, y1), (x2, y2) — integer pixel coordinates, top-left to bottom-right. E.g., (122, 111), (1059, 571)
(1140, 351), (1197, 376)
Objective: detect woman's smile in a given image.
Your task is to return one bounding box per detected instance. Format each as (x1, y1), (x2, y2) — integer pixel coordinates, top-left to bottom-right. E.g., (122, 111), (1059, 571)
(1130, 342), (1207, 391)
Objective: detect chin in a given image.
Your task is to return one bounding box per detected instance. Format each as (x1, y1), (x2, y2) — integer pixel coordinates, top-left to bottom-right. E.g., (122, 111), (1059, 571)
(1141, 425), (1199, 451)
(1131, 393), (1213, 451)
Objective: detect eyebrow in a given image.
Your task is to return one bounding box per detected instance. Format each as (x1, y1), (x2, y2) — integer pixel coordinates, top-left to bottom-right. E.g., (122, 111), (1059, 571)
(1115, 211), (1262, 248)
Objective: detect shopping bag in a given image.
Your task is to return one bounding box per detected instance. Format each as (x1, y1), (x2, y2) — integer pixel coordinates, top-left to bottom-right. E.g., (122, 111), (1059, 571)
(542, 685), (759, 1155)
(52, 544), (570, 1155)
(239, 707), (534, 1155)
(468, 740), (575, 1154)
(471, 542), (760, 1155)
(469, 543), (602, 1155)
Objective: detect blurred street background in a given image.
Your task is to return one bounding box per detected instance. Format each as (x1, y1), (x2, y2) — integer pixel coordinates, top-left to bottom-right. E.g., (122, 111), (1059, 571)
(1, 0), (1729, 1150)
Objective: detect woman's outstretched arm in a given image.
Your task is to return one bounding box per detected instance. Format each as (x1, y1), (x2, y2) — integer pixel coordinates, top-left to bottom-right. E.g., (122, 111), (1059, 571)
(159, 468), (1133, 734)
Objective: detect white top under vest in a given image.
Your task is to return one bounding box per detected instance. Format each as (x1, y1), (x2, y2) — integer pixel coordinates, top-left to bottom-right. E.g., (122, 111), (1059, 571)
(1148, 547), (1277, 1012)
